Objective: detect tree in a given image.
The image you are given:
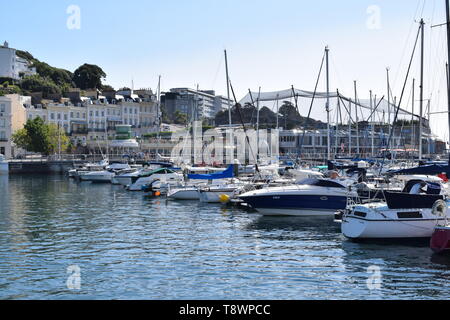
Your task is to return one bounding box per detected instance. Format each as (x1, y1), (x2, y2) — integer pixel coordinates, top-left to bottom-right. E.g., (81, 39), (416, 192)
(12, 118), (70, 155)
(174, 110), (187, 125)
(101, 84), (115, 92)
(21, 75), (61, 97)
(72, 64), (106, 90)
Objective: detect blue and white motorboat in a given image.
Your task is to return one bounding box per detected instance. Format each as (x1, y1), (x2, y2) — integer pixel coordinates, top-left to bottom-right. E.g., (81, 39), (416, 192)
(239, 178), (357, 216)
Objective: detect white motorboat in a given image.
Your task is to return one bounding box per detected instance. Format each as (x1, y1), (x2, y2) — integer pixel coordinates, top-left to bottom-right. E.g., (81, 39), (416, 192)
(342, 178), (450, 239)
(79, 163), (131, 183)
(113, 162), (173, 186)
(239, 178), (357, 216)
(198, 181), (247, 203)
(69, 159), (109, 178)
(126, 168), (183, 191)
(0, 154), (8, 174)
(167, 186), (200, 200)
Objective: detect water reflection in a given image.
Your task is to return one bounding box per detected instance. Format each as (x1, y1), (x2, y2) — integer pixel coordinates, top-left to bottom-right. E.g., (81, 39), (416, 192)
(0, 174), (449, 299)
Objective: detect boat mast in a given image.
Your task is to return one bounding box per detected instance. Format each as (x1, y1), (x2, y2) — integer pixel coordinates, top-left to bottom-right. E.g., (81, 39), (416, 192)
(386, 68), (391, 151)
(325, 46), (331, 160)
(446, 0), (450, 150)
(224, 50), (232, 127)
(354, 80), (359, 156)
(370, 90), (374, 156)
(335, 90), (340, 155)
(256, 86), (261, 163)
(412, 78), (415, 157)
(348, 94), (352, 157)
(419, 19), (425, 161)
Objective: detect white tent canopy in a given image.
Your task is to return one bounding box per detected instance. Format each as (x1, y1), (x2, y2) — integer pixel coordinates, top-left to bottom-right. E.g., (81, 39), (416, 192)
(238, 88), (418, 122)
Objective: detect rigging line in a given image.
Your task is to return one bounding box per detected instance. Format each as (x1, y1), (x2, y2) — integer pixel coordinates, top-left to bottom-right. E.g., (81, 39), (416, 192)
(210, 53), (224, 90)
(392, 0), (423, 91)
(229, 81), (259, 172)
(380, 22), (422, 175)
(291, 85), (300, 116)
(298, 51), (326, 157)
(365, 96), (386, 122)
(338, 95), (356, 124)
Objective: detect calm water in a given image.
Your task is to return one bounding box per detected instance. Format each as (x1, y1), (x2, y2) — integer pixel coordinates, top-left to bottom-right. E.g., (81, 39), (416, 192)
(0, 174), (450, 300)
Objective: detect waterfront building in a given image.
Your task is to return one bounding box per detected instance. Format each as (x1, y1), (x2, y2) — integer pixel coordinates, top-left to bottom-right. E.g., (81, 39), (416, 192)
(24, 89), (159, 149)
(161, 88), (232, 122)
(279, 121), (446, 159)
(0, 41), (36, 80)
(0, 94), (31, 158)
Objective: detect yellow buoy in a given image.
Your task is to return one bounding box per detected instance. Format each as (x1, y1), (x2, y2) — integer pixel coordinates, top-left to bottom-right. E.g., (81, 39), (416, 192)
(219, 194), (230, 203)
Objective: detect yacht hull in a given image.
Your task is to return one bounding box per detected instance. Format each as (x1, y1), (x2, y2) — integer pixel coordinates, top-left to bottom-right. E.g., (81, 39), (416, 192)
(239, 194), (348, 216)
(167, 189), (199, 200)
(342, 215), (447, 239)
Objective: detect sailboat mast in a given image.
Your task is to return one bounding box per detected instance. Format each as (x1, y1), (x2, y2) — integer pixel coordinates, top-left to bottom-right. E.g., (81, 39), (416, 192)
(412, 78), (415, 156)
(386, 68), (391, 150)
(370, 90), (374, 156)
(354, 81), (359, 155)
(419, 19), (425, 161)
(446, 0), (450, 147)
(224, 50), (232, 127)
(325, 46), (331, 160)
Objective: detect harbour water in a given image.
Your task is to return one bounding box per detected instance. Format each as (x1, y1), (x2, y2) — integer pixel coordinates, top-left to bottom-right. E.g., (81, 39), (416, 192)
(1, 174), (450, 300)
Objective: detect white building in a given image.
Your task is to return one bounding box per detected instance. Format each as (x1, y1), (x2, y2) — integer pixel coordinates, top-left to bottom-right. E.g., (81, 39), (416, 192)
(0, 41), (36, 80)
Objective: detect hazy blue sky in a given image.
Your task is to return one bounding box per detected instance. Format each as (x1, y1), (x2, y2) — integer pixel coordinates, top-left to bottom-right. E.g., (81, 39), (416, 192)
(2, 0), (450, 139)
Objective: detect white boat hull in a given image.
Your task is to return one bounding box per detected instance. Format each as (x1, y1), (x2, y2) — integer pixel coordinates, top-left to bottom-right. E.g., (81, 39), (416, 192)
(79, 172), (114, 183)
(342, 215), (447, 239)
(167, 188), (199, 200)
(199, 189), (236, 203)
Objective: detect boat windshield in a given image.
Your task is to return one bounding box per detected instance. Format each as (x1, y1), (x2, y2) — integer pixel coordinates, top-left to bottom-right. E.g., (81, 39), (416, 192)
(297, 178), (346, 189)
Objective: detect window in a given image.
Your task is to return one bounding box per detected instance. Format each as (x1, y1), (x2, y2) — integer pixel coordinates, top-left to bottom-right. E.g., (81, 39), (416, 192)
(95, 111), (99, 117)
(51, 113), (55, 120)
(77, 112), (80, 118)
(101, 111), (104, 117)
(83, 113), (86, 119)
(0, 131), (5, 140)
(90, 111), (93, 117)
(0, 104), (5, 112)
(0, 119), (5, 127)
(70, 112), (74, 118)
(57, 113), (61, 120)
(64, 114), (68, 121)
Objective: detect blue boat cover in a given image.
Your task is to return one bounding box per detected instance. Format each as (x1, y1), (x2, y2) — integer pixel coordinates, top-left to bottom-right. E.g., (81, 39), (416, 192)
(188, 165), (234, 180)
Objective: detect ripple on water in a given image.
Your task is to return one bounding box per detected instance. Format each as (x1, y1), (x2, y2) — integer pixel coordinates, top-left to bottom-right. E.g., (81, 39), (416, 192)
(0, 174), (450, 299)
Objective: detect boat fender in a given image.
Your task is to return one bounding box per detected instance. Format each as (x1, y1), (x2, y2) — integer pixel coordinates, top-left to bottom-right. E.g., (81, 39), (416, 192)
(432, 200), (447, 218)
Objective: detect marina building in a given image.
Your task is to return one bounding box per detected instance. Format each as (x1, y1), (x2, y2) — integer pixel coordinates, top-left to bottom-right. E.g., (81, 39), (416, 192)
(279, 122), (446, 159)
(161, 88), (232, 122)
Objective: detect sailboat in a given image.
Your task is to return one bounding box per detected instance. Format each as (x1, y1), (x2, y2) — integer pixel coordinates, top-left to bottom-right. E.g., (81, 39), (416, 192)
(343, 7), (450, 240)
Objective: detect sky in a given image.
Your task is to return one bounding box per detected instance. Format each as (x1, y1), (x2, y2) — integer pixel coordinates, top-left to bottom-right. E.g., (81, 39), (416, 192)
(2, 0), (450, 141)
